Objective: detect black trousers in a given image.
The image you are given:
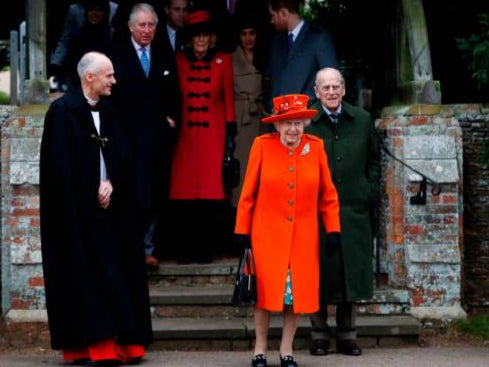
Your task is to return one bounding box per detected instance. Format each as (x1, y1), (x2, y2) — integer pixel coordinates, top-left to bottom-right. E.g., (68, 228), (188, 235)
(310, 301), (357, 341)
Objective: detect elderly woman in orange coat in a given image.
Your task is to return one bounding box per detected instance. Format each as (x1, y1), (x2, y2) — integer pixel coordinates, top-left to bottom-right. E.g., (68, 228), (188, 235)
(234, 94), (341, 367)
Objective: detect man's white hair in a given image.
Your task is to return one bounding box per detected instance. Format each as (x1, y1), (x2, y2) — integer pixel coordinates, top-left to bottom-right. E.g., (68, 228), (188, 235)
(77, 51), (108, 79)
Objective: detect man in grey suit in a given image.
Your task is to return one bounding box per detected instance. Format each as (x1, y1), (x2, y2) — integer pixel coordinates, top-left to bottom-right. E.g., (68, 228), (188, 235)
(265, 0), (339, 113)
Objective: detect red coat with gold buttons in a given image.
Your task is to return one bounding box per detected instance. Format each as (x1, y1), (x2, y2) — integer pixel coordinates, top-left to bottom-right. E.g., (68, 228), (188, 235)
(170, 48), (236, 199)
(235, 133), (341, 313)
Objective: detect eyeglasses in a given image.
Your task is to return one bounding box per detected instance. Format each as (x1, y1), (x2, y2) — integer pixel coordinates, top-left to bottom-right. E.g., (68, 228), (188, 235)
(318, 84), (342, 92)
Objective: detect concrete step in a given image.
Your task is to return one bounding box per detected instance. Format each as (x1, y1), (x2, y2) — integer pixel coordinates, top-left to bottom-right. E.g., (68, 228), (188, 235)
(150, 315), (422, 351)
(149, 285), (411, 318)
(147, 260), (421, 350)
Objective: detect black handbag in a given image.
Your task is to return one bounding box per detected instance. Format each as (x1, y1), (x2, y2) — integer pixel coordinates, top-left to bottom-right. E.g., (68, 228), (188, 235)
(222, 151), (240, 189)
(232, 248), (257, 305)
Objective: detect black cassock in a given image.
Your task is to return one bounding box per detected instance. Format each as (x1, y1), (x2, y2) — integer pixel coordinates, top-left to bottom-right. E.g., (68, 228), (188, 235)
(39, 87), (153, 350)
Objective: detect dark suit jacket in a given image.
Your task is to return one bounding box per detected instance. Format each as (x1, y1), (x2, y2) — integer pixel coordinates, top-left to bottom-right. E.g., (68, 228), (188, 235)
(108, 38), (179, 212)
(159, 23), (183, 60)
(266, 21), (340, 111)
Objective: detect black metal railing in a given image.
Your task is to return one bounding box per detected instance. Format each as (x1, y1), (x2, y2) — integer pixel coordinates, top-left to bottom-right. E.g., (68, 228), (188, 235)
(374, 139), (442, 287)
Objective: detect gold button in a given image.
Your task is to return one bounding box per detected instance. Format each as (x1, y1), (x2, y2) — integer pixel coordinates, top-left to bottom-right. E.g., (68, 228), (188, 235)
(289, 166), (294, 172)
(288, 151), (294, 156)
(287, 216), (293, 222)
(288, 199), (294, 205)
(288, 183), (295, 189)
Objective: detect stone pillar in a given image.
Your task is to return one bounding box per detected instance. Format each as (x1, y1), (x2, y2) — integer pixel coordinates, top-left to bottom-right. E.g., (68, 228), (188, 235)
(25, 0), (49, 104)
(376, 104), (466, 323)
(1, 105), (47, 323)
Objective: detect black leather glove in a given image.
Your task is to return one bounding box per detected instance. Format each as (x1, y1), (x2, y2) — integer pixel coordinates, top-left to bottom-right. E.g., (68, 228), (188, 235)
(234, 233), (251, 249)
(225, 122), (237, 155)
(325, 232), (341, 257)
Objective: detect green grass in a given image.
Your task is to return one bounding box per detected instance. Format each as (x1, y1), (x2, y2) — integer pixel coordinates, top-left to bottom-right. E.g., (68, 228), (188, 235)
(454, 314), (489, 340)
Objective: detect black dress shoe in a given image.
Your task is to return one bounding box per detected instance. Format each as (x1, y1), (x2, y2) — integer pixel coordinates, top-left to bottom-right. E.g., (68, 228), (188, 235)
(251, 354), (267, 367)
(336, 339), (362, 356)
(280, 355), (298, 367)
(309, 339), (330, 356)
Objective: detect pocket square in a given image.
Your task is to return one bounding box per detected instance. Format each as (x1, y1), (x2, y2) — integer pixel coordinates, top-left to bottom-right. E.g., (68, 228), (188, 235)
(163, 70), (170, 76)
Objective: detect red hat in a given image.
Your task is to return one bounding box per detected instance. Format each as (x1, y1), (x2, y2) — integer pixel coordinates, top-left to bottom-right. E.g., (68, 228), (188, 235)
(183, 10), (214, 38)
(261, 94), (317, 123)
(184, 10), (211, 25)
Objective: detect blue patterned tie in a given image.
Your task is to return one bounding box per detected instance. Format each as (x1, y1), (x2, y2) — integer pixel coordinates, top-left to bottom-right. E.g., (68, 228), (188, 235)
(140, 47), (150, 77)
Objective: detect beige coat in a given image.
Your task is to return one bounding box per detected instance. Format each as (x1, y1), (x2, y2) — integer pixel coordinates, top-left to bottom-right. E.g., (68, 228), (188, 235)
(231, 46), (264, 206)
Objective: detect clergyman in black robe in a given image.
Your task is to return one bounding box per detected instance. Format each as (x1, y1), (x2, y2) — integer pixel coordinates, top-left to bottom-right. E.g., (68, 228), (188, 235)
(39, 51), (153, 365)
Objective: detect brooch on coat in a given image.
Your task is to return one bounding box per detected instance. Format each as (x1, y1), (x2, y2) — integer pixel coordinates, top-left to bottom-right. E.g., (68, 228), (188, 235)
(300, 143), (310, 156)
(216, 57), (222, 64)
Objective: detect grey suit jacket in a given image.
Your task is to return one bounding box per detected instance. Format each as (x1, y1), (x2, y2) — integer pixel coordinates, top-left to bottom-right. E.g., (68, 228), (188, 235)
(266, 21), (339, 111)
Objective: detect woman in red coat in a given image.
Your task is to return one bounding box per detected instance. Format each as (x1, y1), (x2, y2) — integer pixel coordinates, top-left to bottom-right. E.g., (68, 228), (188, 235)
(169, 10), (237, 263)
(234, 94), (341, 367)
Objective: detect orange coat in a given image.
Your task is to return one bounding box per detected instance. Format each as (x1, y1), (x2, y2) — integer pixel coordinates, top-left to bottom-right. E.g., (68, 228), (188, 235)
(235, 133), (340, 313)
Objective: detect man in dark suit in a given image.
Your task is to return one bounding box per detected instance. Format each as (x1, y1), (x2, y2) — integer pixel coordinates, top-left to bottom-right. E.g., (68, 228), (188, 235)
(161, 0), (188, 56)
(108, 3), (179, 268)
(265, 0), (340, 112)
(111, 0), (165, 43)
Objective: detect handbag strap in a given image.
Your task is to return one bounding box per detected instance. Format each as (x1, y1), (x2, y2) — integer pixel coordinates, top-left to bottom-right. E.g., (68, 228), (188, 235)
(244, 248), (256, 275)
(235, 248), (256, 278)
(236, 249), (245, 276)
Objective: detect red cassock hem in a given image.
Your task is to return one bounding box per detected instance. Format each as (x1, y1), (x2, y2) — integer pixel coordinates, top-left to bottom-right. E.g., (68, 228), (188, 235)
(62, 338), (145, 363)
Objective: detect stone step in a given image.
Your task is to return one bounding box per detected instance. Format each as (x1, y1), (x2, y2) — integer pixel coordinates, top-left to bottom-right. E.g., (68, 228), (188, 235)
(149, 315), (422, 351)
(146, 260), (420, 350)
(149, 285), (411, 318)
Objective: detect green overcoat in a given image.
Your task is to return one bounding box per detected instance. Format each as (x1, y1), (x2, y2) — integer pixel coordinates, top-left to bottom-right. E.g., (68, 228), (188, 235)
(306, 101), (381, 304)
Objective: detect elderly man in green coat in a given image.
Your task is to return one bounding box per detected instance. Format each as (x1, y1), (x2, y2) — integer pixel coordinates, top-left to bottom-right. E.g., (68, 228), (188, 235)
(306, 67), (381, 357)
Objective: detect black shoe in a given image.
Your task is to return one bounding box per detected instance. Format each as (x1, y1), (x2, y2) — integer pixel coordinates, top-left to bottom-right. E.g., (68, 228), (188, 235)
(336, 339), (362, 356)
(280, 355), (298, 367)
(309, 339), (330, 356)
(251, 354), (267, 367)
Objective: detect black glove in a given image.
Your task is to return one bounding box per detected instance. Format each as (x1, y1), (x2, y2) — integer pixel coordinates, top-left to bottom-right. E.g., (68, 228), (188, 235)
(225, 122), (237, 155)
(234, 233), (251, 249)
(325, 232), (341, 257)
